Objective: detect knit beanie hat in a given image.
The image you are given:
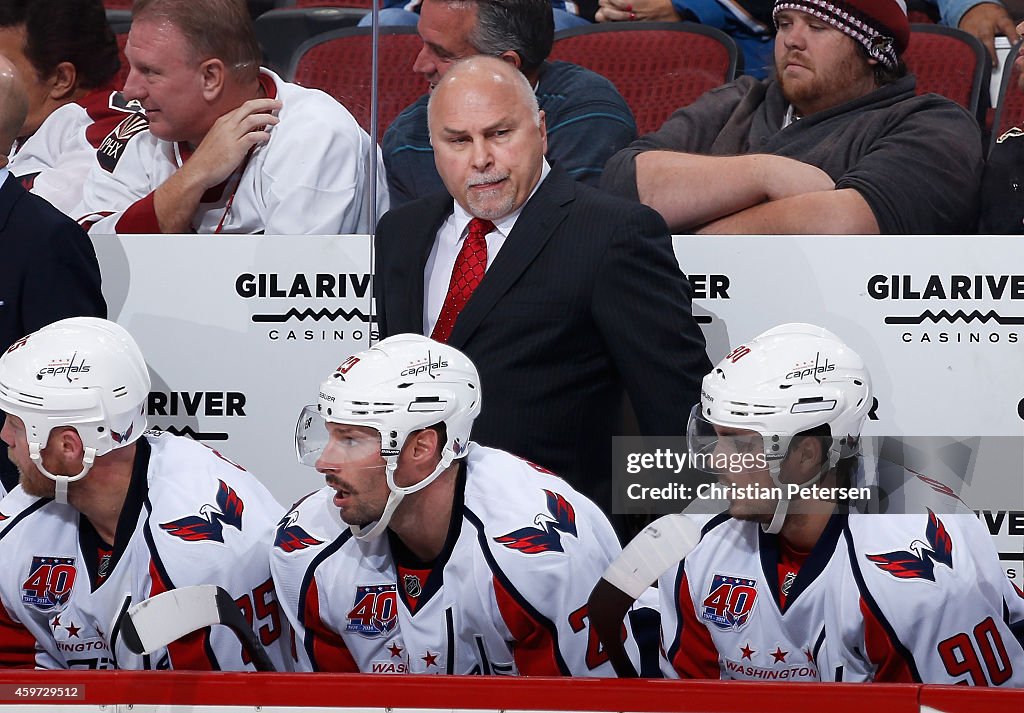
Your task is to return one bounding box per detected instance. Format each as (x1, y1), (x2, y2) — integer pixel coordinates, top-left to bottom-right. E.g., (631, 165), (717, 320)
(772, 0), (909, 71)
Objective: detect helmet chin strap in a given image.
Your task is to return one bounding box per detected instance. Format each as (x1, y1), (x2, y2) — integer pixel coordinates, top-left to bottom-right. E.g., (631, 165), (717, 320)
(350, 485), (405, 541)
(349, 442), (467, 541)
(29, 442), (95, 506)
(763, 461), (788, 535)
(762, 450), (839, 536)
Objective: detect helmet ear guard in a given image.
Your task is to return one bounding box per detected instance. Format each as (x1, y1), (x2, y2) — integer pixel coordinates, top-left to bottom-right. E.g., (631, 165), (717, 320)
(297, 334), (481, 540)
(687, 323), (873, 533)
(0, 318), (151, 503)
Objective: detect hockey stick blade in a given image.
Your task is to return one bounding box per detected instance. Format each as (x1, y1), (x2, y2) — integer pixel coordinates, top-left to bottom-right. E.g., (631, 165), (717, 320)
(602, 513), (701, 597)
(119, 584), (276, 671)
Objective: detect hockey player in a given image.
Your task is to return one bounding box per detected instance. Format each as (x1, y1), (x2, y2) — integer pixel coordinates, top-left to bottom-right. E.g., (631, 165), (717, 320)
(271, 334), (636, 675)
(75, 0), (388, 235)
(0, 317), (286, 670)
(0, 0), (141, 216)
(589, 324), (1024, 684)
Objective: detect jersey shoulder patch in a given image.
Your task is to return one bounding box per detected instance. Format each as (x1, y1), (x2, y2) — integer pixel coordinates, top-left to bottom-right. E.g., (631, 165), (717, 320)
(97, 111), (149, 172)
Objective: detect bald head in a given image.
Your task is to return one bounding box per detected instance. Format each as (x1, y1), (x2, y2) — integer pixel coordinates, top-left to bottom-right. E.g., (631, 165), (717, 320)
(427, 55), (539, 136)
(0, 55), (28, 161)
(427, 55), (547, 221)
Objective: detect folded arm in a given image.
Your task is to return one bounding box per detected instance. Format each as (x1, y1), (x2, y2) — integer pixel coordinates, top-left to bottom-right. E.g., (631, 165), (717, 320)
(596, 0), (683, 22)
(635, 151), (835, 231)
(697, 187), (878, 234)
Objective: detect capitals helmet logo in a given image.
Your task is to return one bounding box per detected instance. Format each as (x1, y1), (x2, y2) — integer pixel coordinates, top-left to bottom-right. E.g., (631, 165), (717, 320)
(346, 584), (398, 638)
(274, 510), (324, 552)
(110, 421), (134, 445)
(159, 479), (245, 543)
(865, 509), (953, 582)
(494, 489), (578, 554)
(701, 574), (758, 630)
(22, 556), (78, 611)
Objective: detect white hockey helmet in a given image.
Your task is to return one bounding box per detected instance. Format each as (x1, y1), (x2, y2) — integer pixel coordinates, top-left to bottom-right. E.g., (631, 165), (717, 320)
(687, 323), (872, 532)
(0, 317), (150, 503)
(296, 333), (481, 539)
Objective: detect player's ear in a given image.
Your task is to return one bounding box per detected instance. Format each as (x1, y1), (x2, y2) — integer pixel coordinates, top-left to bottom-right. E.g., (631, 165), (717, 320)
(409, 428), (441, 463)
(49, 62), (78, 100)
(396, 428), (443, 486)
(50, 427), (85, 467)
(538, 108), (547, 152)
(199, 58), (226, 100)
(790, 435), (825, 482)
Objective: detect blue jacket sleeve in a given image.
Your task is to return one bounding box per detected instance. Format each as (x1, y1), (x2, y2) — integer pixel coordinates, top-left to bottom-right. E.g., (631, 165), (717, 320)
(925, 0), (1004, 29)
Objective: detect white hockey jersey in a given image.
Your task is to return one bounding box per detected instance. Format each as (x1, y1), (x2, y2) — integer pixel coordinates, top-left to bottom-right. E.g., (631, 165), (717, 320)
(660, 504), (1024, 685)
(7, 85), (140, 217)
(75, 69), (389, 235)
(0, 432), (286, 670)
(271, 444), (635, 675)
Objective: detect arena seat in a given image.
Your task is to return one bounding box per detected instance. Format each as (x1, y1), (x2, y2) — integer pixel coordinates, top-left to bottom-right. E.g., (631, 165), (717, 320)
(552, 22), (737, 136)
(288, 25), (424, 140)
(549, 22), (740, 136)
(990, 38), (1024, 152)
(255, 6), (371, 75)
(904, 23), (990, 125)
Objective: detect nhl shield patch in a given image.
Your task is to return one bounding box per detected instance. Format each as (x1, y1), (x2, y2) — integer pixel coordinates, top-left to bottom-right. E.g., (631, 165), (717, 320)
(346, 584), (398, 638)
(402, 574), (422, 598)
(22, 556), (78, 611)
(701, 574), (758, 631)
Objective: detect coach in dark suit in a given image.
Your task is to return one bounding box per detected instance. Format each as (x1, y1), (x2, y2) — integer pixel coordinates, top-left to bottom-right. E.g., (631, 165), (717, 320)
(0, 57), (106, 493)
(374, 56), (710, 530)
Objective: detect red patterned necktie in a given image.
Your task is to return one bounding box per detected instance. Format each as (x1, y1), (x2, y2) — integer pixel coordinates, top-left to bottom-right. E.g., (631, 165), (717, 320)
(431, 217), (494, 343)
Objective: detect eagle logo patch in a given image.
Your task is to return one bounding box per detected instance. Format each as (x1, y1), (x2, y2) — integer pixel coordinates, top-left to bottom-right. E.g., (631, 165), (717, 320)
(866, 509), (954, 582)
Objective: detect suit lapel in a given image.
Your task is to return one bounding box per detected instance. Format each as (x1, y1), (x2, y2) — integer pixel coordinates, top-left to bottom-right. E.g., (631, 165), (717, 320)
(447, 165), (575, 348)
(395, 194), (455, 335)
(0, 174), (22, 231)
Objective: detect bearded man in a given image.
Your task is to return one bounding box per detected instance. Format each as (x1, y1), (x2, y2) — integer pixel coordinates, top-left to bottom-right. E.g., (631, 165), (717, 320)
(601, 0), (983, 234)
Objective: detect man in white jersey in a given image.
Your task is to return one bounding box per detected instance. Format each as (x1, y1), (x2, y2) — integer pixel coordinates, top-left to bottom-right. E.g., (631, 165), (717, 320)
(0, 0), (140, 216)
(0, 318), (285, 669)
(590, 324), (1024, 684)
(271, 334), (636, 675)
(76, 0), (388, 235)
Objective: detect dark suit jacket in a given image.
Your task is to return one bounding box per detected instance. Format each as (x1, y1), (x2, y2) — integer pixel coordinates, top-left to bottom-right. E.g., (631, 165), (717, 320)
(0, 173), (107, 491)
(374, 164), (711, 520)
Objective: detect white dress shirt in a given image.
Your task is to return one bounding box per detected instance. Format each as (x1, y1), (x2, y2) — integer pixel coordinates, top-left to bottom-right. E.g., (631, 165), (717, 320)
(423, 160), (551, 336)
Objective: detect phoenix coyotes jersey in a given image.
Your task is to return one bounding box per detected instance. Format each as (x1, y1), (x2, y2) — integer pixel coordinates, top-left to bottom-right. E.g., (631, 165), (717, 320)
(660, 508), (1024, 685)
(271, 444), (635, 676)
(0, 432), (286, 670)
(7, 85), (140, 217)
(75, 69), (388, 235)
